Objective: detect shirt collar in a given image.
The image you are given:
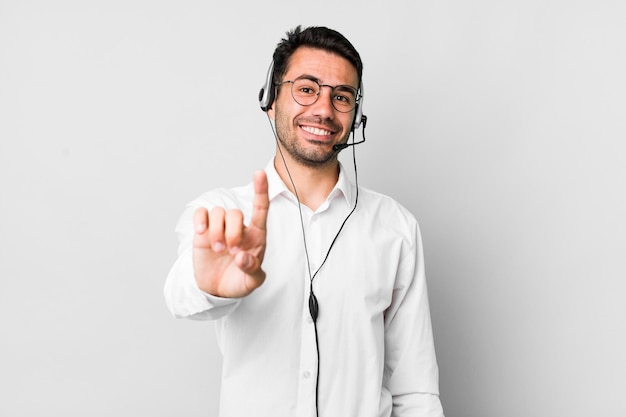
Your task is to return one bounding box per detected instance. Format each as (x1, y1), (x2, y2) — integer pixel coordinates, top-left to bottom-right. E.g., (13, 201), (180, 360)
(265, 158), (354, 209)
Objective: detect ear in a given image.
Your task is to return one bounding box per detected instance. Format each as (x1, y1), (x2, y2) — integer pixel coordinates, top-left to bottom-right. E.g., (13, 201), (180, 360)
(267, 105), (276, 120)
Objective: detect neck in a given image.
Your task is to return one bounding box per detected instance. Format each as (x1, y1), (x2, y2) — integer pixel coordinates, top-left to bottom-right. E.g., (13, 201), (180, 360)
(274, 149), (340, 211)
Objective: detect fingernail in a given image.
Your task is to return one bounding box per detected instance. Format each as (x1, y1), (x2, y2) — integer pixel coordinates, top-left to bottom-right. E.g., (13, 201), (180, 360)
(213, 242), (225, 252)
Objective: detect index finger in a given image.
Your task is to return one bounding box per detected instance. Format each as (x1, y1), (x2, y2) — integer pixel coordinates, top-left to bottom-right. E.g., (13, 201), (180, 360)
(250, 170), (269, 230)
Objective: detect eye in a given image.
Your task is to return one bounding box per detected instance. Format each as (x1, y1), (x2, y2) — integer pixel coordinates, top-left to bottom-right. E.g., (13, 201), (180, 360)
(293, 79), (319, 96)
(298, 86), (317, 95)
(332, 87), (356, 108)
(333, 93), (352, 104)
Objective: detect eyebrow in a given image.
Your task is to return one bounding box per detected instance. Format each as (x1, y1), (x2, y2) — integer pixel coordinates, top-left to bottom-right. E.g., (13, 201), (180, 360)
(297, 74), (320, 83)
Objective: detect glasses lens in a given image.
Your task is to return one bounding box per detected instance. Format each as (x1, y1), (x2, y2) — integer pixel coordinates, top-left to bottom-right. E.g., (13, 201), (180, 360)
(290, 78), (358, 113)
(291, 78), (319, 106)
(330, 85), (357, 113)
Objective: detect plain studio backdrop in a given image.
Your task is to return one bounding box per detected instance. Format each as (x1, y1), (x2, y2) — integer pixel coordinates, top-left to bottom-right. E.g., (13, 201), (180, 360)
(1, 1), (625, 416)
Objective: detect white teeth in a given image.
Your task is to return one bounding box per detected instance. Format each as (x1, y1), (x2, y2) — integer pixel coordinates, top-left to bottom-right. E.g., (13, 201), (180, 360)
(302, 126), (332, 136)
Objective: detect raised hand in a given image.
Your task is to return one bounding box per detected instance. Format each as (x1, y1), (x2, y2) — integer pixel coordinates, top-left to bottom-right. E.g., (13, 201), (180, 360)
(192, 171), (269, 298)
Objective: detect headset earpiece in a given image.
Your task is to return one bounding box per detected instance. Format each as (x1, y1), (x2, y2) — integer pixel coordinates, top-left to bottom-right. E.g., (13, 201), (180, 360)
(259, 61), (275, 112)
(351, 82), (364, 130)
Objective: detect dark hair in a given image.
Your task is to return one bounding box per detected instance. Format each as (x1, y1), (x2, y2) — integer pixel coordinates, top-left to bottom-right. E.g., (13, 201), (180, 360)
(272, 26), (363, 89)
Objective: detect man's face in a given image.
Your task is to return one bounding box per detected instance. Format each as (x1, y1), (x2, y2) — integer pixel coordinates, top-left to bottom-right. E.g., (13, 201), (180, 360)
(269, 47), (359, 168)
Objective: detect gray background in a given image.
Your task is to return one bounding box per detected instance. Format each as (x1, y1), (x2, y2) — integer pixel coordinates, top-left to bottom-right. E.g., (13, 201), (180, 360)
(1, 1), (625, 416)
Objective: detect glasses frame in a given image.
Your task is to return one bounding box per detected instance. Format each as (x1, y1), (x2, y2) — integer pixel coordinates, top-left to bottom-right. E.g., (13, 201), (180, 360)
(276, 76), (361, 113)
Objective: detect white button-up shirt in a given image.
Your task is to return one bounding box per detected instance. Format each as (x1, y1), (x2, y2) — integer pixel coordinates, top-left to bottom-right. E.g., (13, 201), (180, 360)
(164, 161), (444, 417)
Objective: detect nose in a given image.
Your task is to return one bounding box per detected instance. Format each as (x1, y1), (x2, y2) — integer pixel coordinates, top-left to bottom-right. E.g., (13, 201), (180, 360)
(311, 86), (335, 119)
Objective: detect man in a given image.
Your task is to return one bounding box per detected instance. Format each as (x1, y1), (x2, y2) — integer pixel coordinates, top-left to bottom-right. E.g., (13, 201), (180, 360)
(165, 26), (444, 417)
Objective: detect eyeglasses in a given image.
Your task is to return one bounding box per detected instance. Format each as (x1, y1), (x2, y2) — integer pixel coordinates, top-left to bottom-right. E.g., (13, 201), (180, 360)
(277, 76), (360, 113)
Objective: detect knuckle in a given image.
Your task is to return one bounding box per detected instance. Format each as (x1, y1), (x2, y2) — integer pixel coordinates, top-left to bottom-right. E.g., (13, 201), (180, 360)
(224, 210), (244, 242)
(210, 206), (225, 218)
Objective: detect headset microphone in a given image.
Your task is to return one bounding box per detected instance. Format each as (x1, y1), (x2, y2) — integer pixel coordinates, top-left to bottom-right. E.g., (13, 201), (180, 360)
(333, 141), (361, 152)
(332, 115), (367, 152)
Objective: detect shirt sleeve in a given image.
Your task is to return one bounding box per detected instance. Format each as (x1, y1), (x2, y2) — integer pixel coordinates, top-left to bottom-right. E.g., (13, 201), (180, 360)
(163, 203), (241, 320)
(384, 220), (445, 417)
(391, 393), (444, 417)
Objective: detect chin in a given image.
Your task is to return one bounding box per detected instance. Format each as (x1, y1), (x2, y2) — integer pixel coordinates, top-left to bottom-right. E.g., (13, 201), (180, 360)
(293, 150), (338, 167)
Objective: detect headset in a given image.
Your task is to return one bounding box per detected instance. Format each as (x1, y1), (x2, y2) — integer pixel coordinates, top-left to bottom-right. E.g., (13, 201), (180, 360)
(258, 60), (366, 131)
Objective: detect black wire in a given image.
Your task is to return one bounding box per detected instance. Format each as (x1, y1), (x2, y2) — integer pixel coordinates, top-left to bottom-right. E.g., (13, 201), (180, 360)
(312, 298), (321, 417)
(266, 116), (362, 417)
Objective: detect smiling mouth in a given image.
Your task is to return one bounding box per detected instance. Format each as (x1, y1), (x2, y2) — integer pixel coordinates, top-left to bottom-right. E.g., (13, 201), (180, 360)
(301, 125), (334, 136)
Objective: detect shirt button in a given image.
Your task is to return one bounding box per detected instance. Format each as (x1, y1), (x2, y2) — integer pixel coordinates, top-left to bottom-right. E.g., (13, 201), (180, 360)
(303, 371), (311, 379)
